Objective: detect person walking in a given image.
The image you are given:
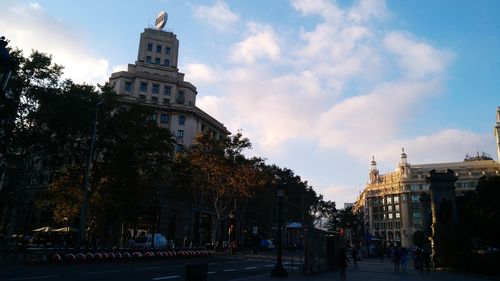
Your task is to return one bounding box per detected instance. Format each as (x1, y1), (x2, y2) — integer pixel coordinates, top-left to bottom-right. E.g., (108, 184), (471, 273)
(338, 248), (349, 280)
(423, 248), (431, 272)
(352, 247), (358, 268)
(400, 247), (408, 272)
(393, 246), (401, 272)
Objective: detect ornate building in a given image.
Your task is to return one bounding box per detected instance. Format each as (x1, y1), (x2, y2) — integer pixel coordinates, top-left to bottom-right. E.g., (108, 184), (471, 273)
(355, 152), (500, 247)
(354, 108), (500, 247)
(108, 13), (230, 243)
(108, 15), (229, 150)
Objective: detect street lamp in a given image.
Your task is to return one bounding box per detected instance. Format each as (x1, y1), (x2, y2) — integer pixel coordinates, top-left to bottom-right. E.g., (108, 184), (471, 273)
(271, 182), (288, 277)
(0, 36), (14, 224)
(77, 101), (103, 248)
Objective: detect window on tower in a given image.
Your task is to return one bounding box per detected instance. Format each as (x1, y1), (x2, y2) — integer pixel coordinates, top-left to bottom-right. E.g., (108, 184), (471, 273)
(140, 82), (148, 92)
(412, 211), (421, 219)
(164, 86), (171, 96)
(160, 114), (169, 123)
(176, 91), (185, 104)
(124, 81), (132, 92)
(146, 56), (152, 63)
(156, 45), (162, 53)
(155, 58), (161, 65)
(152, 84), (159, 94)
(177, 130), (184, 138)
(147, 43), (153, 51)
(165, 47), (171, 55)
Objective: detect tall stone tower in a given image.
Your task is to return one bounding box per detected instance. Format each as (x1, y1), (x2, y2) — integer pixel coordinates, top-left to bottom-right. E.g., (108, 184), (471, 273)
(495, 107), (500, 162)
(369, 156), (379, 184)
(426, 169), (458, 267)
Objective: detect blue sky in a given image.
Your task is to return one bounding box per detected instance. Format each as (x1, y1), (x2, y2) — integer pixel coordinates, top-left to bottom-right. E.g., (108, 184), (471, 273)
(1, 0), (499, 207)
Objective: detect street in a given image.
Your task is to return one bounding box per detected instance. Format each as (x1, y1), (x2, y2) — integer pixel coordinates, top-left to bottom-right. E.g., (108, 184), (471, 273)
(0, 253), (301, 281)
(2, 252), (499, 281)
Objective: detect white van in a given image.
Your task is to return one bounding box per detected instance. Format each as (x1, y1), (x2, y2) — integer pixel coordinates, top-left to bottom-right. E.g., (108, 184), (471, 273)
(133, 234), (168, 249)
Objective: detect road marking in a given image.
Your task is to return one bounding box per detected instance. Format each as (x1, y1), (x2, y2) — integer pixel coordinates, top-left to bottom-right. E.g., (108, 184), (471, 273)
(244, 266), (257, 269)
(86, 270), (119, 274)
(152, 276), (180, 280)
(208, 271), (216, 274)
(230, 274), (269, 281)
(265, 264), (274, 267)
(224, 269), (237, 272)
(136, 266), (162, 271)
(10, 275), (61, 281)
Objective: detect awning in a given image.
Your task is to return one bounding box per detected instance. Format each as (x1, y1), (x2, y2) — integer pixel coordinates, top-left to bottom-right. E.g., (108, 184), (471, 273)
(52, 227), (78, 232)
(32, 226), (54, 232)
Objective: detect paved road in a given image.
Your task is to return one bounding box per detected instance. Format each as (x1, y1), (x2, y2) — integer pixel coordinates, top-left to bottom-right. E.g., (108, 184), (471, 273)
(247, 257), (500, 281)
(1, 253), (498, 281)
(0, 254), (303, 281)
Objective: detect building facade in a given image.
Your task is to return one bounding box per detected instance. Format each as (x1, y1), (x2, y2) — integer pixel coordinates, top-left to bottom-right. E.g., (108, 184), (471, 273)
(109, 26), (229, 149)
(108, 19), (230, 244)
(354, 150), (500, 248)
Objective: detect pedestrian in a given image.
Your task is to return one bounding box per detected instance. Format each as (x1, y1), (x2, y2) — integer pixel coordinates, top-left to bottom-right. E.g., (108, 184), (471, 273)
(393, 246), (401, 272)
(423, 249), (431, 272)
(352, 247), (358, 268)
(400, 247), (408, 272)
(413, 247), (422, 270)
(338, 248), (349, 280)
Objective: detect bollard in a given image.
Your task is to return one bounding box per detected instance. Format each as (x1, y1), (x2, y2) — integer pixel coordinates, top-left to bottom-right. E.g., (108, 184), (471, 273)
(185, 263), (207, 281)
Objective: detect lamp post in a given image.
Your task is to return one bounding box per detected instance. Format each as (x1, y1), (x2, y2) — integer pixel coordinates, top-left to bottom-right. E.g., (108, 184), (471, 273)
(77, 101), (103, 248)
(271, 183), (288, 277)
(0, 36), (12, 93)
(0, 36), (13, 194)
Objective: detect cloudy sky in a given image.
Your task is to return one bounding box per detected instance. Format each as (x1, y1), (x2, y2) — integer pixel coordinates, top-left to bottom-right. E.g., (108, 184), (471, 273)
(1, 0), (499, 207)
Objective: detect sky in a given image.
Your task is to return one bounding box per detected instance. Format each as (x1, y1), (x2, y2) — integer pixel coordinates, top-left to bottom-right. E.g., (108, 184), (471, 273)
(1, 0), (499, 207)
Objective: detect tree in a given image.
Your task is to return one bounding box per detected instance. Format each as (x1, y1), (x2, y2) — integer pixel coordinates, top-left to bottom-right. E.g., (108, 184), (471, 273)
(1, 49), (67, 237)
(181, 132), (265, 243)
(94, 91), (176, 240)
(459, 176), (500, 248)
(38, 85), (177, 244)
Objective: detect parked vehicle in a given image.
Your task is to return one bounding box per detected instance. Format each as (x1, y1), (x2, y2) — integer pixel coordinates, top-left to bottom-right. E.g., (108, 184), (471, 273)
(132, 234), (168, 249)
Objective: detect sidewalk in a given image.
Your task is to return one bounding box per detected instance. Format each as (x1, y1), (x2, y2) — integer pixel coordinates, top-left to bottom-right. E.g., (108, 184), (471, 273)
(236, 257), (500, 281)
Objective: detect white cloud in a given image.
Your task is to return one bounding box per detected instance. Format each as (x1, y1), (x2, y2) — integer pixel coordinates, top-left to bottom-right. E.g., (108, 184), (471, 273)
(316, 80), (441, 153)
(111, 64), (128, 73)
(319, 184), (362, 207)
(193, 1), (239, 30)
(197, 95), (227, 122)
(291, 0), (344, 22)
(377, 129), (495, 166)
(185, 63), (219, 84)
(190, 0), (487, 206)
(348, 0), (388, 23)
(384, 31), (455, 80)
(0, 1), (111, 84)
(229, 22), (281, 63)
